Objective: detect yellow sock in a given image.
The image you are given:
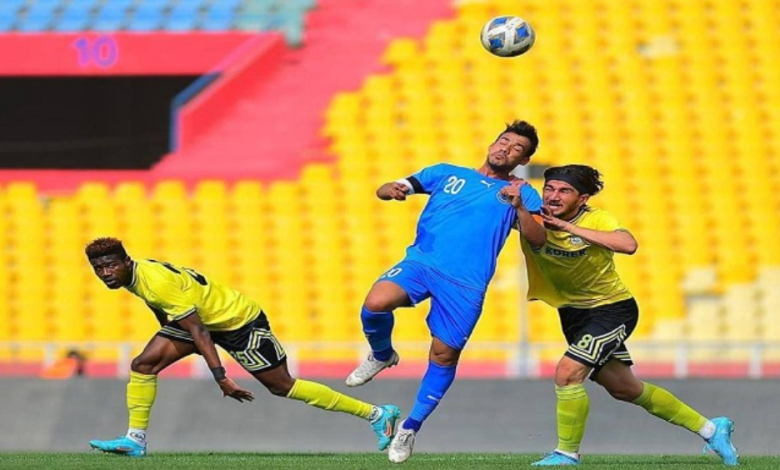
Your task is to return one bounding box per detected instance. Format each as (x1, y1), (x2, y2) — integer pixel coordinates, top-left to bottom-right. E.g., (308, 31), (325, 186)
(127, 371), (158, 430)
(287, 379), (373, 419)
(556, 384), (589, 453)
(633, 382), (707, 433)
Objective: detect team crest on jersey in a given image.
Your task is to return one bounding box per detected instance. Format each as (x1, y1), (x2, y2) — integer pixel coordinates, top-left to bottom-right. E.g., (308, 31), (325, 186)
(496, 191), (511, 204)
(569, 236), (584, 245)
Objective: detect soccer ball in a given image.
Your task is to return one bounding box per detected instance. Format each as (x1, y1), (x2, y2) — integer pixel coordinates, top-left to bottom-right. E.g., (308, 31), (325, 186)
(480, 16), (536, 58)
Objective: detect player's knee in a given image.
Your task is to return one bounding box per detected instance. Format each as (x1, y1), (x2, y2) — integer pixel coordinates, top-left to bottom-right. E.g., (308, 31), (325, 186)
(130, 355), (159, 375)
(266, 378), (294, 397)
(430, 352), (458, 367)
(364, 294), (392, 313)
(430, 347), (460, 366)
(268, 384), (290, 397)
(554, 361), (587, 387)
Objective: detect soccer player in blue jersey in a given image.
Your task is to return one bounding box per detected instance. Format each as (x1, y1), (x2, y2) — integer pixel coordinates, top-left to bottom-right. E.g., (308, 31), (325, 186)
(345, 120), (547, 463)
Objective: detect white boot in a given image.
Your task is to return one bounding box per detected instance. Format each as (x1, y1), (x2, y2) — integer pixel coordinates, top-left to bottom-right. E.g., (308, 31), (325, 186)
(345, 351), (399, 387)
(388, 424), (416, 464)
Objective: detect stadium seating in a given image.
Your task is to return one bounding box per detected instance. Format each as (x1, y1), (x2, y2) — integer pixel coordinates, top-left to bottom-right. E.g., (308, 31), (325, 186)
(4, 0), (315, 44)
(320, 0), (780, 357)
(2, 0), (779, 369)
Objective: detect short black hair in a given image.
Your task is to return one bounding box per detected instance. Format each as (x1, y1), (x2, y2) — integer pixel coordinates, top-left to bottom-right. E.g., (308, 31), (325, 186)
(543, 164), (604, 196)
(498, 120), (539, 158)
(85, 237), (128, 259)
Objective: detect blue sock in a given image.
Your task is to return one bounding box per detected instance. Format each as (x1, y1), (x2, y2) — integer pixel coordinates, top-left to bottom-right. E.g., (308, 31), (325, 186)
(360, 306), (394, 361)
(404, 361), (457, 432)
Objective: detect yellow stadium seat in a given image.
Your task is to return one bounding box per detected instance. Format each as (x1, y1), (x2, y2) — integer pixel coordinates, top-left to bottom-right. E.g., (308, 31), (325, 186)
(86, 286), (129, 343)
(5, 182), (38, 203)
(114, 181), (147, 204)
(527, 301), (562, 343)
(12, 282), (49, 342)
(381, 38), (419, 66)
(118, 202), (156, 255)
(231, 180), (264, 209)
(151, 180), (188, 206)
(14, 0), (778, 364)
(76, 182), (110, 203)
(194, 180), (227, 201)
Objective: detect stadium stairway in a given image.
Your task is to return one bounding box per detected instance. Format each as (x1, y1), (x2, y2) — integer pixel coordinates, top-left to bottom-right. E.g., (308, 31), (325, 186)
(154, 0), (455, 182)
(0, 0), (453, 192)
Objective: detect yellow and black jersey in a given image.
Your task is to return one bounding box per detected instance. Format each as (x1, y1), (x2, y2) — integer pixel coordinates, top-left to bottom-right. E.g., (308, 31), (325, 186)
(521, 206), (633, 309)
(126, 259), (261, 332)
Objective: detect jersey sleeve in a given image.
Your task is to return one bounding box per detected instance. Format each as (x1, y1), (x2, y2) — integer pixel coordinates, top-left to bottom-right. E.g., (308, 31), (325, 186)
(152, 282), (198, 321)
(588, 210), (623, 231)
(520, 183), (543, 214)
(405, 163), (449, 195)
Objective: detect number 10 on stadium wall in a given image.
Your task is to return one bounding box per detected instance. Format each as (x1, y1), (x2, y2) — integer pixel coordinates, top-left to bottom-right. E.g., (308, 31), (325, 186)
(72, 35), (119, 68)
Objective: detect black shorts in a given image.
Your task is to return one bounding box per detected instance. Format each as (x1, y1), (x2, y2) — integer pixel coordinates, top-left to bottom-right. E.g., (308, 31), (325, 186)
(157, 312), (287, 373)
(558, 298), (638, 378)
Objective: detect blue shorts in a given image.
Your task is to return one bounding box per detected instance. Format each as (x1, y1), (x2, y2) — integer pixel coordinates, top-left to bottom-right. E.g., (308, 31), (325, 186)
(377, 259), (486, 350)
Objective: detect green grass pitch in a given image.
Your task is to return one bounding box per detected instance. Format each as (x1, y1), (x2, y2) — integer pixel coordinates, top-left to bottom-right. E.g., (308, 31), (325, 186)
(2, 453), (778, 470)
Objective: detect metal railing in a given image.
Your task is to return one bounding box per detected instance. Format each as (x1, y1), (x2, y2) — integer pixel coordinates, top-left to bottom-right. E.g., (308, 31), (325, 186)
(2, 340), (779, 379)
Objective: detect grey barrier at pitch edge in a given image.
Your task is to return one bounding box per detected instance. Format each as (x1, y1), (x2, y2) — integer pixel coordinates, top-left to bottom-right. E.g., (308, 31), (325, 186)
(0, 378), (776, 455)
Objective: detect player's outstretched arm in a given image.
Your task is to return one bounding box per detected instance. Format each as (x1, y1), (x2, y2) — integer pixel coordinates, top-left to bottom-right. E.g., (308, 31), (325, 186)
(177, 313), (255, 403)
(541, 207), (638, 254)
(501, 184), (546, 249)
(516, 208), (546, 249)
(572, 227), (637, 254)
(376, 181), (411, 201)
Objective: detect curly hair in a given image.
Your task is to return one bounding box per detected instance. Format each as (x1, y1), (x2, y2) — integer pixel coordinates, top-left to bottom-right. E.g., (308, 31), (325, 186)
(543, 164), (604, 196)
(85, 237), (128, 259)
(498, 120), (540, 158)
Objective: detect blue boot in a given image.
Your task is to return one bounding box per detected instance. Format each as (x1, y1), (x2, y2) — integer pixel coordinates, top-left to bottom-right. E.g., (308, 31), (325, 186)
(370, 404), (401, 451)
(89, 436), (147, 457)
(703, 417), (739, 466)
(532, 451), (581, 466)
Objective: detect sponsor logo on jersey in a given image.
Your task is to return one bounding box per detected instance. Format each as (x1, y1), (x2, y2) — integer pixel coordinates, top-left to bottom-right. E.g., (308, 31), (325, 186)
(545, 246), (587, 258)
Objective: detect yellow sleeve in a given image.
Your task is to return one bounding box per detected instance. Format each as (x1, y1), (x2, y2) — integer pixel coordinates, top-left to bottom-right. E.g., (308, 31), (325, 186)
(152, 282), (197, 320)
(588, 210), (623, 232)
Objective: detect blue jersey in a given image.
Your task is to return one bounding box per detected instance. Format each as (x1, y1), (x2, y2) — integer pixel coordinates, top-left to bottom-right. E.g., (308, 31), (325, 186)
(402, 163), (542, 291)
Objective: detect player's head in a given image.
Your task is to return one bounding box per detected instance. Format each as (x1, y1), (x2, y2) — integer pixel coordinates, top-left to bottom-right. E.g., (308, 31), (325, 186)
(486, 120), (539, 172)
(543, 165), (604, 219)
(85, 237), (133, 289)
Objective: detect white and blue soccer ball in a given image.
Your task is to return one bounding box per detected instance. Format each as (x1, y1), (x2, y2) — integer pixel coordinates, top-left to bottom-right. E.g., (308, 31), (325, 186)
(480, 16), (536, 58)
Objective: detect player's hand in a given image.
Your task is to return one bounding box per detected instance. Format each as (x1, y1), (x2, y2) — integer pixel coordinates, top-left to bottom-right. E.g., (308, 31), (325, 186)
(540, 206), (573, 232)
(500, 182), (526, 209)
(387, 182), (410, 201)
(217, 377), (255, 403)
(507, 176), (525, 187)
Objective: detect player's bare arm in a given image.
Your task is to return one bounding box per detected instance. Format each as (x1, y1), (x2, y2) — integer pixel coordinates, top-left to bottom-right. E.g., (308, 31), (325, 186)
(540, 207), (638, 254)
(376, 181), (411, 201)
(177, 312), (255, 403)
(501, 183), (546, 249)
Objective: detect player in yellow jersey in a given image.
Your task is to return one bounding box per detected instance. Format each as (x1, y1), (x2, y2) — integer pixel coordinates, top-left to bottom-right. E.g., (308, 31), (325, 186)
(518, 165), (738, 467)
(85, 237), (400, 457)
